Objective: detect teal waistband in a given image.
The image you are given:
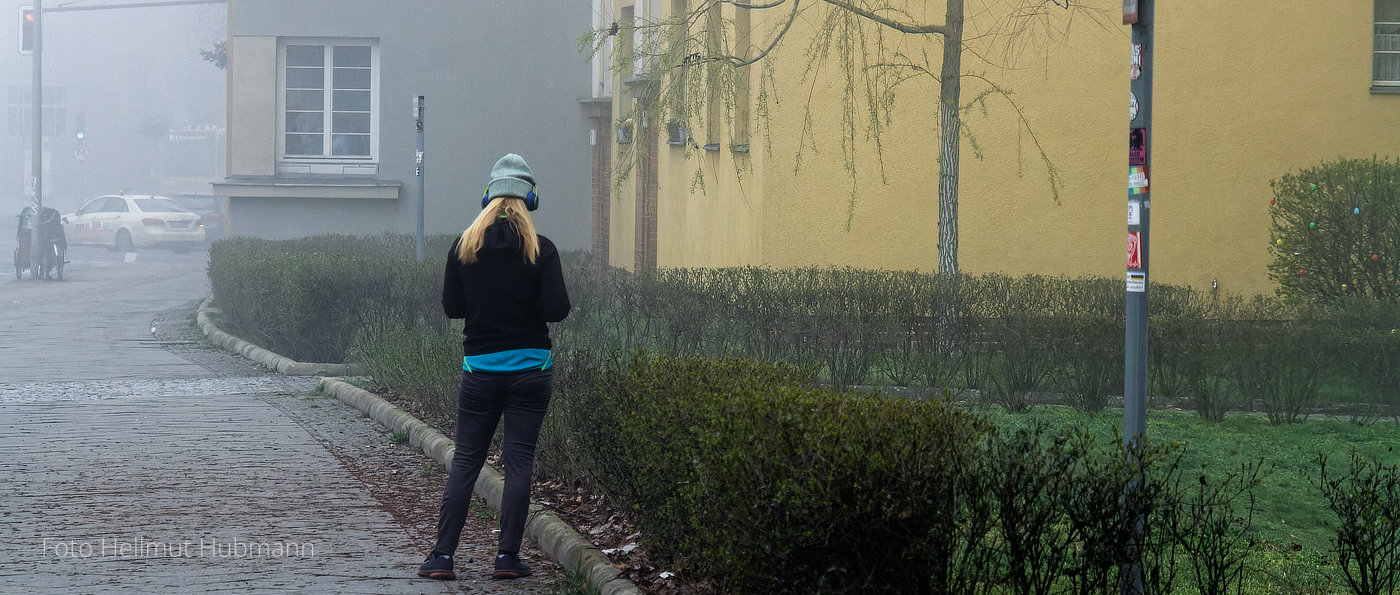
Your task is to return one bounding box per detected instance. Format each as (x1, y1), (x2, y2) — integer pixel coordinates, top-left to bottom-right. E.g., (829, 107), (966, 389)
(463, 348), (552, 373)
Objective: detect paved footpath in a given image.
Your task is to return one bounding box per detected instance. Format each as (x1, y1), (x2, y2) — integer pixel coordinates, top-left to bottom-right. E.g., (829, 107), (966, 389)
(0, 248), (516, 593)
(0, 377), (463, 593)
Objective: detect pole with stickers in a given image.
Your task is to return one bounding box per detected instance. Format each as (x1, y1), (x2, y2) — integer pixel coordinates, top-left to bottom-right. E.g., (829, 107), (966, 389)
(1122, 0), (1151, 593)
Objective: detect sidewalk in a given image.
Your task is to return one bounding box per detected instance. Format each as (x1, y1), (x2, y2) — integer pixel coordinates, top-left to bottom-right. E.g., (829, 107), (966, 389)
(194, 301), (639, 595)
(0, 376), (465, 593)
(0, 257), (569, 591)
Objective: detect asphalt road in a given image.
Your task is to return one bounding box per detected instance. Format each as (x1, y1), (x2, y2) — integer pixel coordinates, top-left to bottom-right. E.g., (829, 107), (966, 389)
(1, 244), (219, 383)
(0, 245), (467, 592)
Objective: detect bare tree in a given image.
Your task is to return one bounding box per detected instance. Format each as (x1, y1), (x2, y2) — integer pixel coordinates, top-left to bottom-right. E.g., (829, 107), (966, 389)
(587, 0), (1111, 274)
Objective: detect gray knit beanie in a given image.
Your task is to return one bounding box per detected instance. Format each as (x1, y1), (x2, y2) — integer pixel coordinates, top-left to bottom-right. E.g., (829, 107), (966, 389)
(483, 153), (537, 209)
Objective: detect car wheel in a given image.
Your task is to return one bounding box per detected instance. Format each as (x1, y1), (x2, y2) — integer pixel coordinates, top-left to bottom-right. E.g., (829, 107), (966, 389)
(115, 229), (135, 253)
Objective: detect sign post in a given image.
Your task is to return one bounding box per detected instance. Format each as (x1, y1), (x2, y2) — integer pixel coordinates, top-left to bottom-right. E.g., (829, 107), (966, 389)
(413, 95), (425, 263)
(1122, 0), (1152, 593)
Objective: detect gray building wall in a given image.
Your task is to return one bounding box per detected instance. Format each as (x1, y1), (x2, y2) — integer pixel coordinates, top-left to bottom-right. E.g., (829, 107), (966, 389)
(227, 1), (594, 251)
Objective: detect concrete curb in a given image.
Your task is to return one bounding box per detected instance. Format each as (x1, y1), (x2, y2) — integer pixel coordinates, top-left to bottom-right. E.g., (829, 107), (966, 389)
(318, 378), (640, 595)
(196, 298), (363, 376)
(194, 298), (639, 595)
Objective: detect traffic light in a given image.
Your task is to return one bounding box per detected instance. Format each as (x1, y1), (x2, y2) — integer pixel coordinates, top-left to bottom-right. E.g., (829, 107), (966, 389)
(75, 113), (85, 141)
(19, 7), (34, 55)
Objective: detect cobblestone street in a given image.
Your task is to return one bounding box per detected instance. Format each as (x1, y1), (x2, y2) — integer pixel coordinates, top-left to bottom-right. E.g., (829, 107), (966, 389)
(0, 248), (557, 592)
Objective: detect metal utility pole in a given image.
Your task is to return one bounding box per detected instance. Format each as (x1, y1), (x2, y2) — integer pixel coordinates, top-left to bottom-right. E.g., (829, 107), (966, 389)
(29, 2), (43, 276)
(413, 95), (425, 263)
(1122, 0), (1152, 593)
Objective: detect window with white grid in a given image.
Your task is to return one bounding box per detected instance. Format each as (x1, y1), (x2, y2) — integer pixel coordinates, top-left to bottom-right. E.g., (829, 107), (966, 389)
(277, 39), (379, 174)
(1377, 0), (1400, 87)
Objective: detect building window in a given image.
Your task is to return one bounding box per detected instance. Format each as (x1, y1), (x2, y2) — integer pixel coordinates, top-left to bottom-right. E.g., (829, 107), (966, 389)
(618, 6), (636, 78)
(704, 5), (721, 148)
(278, 39), (378, 172)
(1378, 0), (1400, 88)
(618, 6), (637, 129)
(733, 6), (751, 149)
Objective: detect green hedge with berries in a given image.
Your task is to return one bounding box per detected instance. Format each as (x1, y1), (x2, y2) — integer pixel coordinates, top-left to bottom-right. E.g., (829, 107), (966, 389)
(1269, 156), (1400, 303)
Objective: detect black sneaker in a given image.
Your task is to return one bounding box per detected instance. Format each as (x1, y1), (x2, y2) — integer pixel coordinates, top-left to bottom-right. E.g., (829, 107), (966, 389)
(492, 553), (532, 579)
(417, 552), (455, 580)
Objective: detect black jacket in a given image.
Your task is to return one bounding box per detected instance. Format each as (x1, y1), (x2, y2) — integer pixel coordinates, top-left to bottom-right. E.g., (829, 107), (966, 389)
(442, 220), (570, 357)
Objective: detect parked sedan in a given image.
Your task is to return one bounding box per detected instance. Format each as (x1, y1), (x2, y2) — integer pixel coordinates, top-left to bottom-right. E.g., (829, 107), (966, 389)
(63, 194), (205, 252)
(170, 193), (226, 243)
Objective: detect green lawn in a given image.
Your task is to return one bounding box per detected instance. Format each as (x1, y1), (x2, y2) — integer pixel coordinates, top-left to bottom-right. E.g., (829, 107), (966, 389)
(980, 405), (1399, 593)
(986, 406), (1399, 549)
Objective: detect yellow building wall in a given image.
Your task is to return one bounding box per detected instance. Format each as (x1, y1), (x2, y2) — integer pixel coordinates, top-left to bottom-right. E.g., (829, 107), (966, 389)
(608, 137), (638, 270)
(1149, 2), (1399, 295)
(611, 1), (768, 269)
(628, 1), (1399, 295)
(657, 142), (767, 268)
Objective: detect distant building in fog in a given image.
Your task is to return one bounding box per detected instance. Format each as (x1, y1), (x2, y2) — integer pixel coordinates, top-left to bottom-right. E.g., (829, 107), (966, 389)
(0, 2), (224, 216)
(217, 1), (593, 251)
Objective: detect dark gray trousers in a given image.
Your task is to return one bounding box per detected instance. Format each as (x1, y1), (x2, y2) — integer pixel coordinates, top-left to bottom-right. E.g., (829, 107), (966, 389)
(431, 368), (553, 557)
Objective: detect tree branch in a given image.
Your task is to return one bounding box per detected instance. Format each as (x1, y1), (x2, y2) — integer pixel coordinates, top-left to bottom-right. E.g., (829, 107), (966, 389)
(722, 0), (805, 68)
(961, 71), (1063, 204)
(819, 0), (951, 36)
(722, 0), (789, 9)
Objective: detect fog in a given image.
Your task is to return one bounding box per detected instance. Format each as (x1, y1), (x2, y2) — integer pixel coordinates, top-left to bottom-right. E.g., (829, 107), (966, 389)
(4, 1), (595, 252)
(2, 1), (226, 219)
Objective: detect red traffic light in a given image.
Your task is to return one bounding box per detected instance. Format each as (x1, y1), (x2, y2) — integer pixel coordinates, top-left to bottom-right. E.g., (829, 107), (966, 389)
(20, 7), (35, 54)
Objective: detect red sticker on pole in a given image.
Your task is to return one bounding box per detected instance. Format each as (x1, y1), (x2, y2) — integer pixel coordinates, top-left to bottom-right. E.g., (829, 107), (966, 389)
(1127, 231), (1142, 269)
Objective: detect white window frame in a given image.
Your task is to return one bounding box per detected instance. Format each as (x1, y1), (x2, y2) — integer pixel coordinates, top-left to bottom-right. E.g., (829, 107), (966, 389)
(1377, 0), (1400, 88)
(276, 37), (380, 175)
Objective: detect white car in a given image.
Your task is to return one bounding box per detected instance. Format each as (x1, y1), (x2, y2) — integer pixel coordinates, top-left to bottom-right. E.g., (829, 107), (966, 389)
(63, 194), (206, 252)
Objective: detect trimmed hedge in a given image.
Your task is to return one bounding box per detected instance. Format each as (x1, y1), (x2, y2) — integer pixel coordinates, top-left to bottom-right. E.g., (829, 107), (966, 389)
(210, 235), (1400, 422)
(555, 266), (1396, 420)
(208, 234), (453, 362)
(556, 353), (1154, 593)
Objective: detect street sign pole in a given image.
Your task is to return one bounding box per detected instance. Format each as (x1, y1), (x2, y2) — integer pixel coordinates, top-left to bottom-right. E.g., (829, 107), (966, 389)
(29, 2), (43, 276)
(1122, 0), (1152, 593)
(413, 95), (425, 263)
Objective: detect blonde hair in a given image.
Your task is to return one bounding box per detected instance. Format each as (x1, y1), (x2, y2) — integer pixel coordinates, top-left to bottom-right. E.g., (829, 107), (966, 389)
(457, 197), (540, 264)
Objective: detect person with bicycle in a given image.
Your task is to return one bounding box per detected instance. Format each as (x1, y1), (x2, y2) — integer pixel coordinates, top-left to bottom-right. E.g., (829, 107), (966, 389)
(36, 207), (66, 255)
(33, 206), (66, 279)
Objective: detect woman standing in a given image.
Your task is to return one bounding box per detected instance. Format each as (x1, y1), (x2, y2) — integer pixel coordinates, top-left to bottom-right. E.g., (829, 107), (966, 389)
(418, 153), (571, 581)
